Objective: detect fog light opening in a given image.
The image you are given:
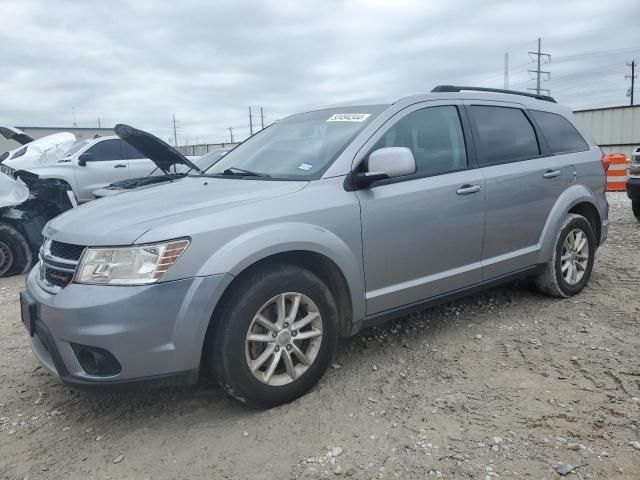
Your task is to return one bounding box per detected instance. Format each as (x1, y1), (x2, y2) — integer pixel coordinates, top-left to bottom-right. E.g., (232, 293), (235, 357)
(71, 343), (122, 376)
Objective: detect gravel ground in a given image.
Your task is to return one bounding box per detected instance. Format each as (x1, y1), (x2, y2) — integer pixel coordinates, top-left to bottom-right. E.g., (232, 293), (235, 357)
(0, 192), (639, 480)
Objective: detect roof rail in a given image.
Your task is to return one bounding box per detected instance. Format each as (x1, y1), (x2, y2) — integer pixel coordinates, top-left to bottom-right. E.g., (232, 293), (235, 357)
(431, 85), (556, 103)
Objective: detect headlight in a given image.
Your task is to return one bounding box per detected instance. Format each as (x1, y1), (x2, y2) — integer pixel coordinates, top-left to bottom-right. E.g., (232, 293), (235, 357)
(75, 239), (189, 285)
(11, 146), (27, 159)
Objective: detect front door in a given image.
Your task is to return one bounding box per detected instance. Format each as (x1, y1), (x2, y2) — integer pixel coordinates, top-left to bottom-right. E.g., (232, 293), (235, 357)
(73, 138), (130, 201)
(356, 104), (486, 315)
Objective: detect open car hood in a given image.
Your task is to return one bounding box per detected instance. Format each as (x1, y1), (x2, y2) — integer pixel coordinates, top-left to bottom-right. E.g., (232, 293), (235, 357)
(0, 126), (34, 146)
(115, 124), (202, 174)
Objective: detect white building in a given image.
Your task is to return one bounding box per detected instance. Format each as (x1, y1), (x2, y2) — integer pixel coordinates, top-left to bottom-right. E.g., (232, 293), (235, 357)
(574, 105), (640, 158)
(0, 126), (115, 155)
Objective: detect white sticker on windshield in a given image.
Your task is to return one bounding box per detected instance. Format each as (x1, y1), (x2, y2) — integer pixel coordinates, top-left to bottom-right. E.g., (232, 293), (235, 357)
(327, 113), (371, 123)
(298, 163), (313, 171)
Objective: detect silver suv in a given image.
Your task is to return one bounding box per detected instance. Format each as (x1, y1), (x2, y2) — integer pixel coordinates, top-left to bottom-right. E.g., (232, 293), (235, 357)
(21, 86), (609, 407)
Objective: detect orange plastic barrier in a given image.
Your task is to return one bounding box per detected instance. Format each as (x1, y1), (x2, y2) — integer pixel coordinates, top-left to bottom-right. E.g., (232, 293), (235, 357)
(604, 154), (628, 192)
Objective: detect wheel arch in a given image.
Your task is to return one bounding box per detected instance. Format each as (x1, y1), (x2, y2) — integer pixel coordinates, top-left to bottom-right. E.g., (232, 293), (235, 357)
(537, 185), (602, 264)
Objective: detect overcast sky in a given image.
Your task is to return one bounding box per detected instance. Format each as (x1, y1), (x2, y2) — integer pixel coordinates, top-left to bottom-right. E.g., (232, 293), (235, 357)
(1, 0), (639, 145)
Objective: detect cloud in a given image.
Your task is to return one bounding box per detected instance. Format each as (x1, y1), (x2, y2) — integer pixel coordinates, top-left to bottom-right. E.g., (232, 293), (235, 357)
(1, 0), (638, 144)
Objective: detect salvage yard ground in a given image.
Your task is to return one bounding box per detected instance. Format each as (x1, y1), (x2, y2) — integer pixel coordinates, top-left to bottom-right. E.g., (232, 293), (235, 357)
(0, 193), (638, 480)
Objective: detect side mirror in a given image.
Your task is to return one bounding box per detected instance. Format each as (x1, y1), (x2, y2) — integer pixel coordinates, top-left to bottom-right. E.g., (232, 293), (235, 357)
(349, 147), (416, 190)
(78, 153), (94, 166)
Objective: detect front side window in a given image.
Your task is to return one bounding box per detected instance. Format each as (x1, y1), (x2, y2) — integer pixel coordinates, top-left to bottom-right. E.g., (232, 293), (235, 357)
(85, 139), (123, 161)
(530, 110), (588, 154)
(370, 106), (467, 177)
(205, 106), (386, 179)
(468, 106), (540, 165)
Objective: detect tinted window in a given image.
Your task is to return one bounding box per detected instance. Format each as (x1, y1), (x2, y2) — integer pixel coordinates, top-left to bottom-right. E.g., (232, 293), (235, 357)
(121, 142), (146, 159)
(530, 110), (588, 154)
(468, 106), (540, 165)
(371, 106), (467, 177)
(86, 139), (123, 161)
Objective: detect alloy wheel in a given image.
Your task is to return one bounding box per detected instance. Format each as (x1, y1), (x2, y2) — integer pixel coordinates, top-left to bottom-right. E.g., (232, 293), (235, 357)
(245, 292), (323, 386)
(560, 228), (589, 285)
(0, 241), (13, 277)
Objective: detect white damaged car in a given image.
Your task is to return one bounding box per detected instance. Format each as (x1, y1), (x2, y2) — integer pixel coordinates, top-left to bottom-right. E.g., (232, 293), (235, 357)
(1, 127), (76, 170)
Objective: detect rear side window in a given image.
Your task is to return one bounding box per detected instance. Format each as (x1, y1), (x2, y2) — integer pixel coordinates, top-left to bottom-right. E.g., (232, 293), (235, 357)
(530, 110), (588, 154)
(121, 142), (146, 159)
(86, 139), (123, 161)
(371, 106), (467, 177)
(468, 106), (540, 165)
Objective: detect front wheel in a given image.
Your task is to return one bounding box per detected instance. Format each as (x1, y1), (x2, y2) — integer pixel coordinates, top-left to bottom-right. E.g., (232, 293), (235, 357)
(0, 223), (32, 278)
(633, 200), (640, 220)
(206, 264), (339, 407)
(535, 213), (595, 298)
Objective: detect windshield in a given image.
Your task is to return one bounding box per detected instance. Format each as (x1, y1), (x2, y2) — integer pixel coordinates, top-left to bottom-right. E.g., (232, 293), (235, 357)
(205, 106), (385, 179)
(64, 139), (91, 157)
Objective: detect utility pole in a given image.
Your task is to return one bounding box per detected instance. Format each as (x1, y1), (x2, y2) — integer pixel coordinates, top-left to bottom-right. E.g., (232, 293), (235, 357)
(260, 107), (264, 129)
(228, 126), (234, 143)
(249, 107), (253, 135)
(97, 117), (101, 128)
(528, 38), (551, 95)
(504, 53), (509, 89)
(172, 114), (178, 147)
(626, 60), (636, 106)
(72, 107), (77, 127)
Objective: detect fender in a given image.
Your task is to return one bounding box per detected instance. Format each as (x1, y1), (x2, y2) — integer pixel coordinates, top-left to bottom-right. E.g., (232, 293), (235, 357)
(536, 184), (599, 264)
(196, 221), (367, 323)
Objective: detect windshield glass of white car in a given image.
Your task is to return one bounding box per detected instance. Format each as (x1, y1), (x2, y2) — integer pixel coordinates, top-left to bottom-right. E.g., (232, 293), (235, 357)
(205, 106), (385, 179)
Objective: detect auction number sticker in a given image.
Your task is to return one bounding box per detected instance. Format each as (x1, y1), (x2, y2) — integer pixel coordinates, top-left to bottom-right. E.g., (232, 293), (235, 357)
(327, 113), (371, 122)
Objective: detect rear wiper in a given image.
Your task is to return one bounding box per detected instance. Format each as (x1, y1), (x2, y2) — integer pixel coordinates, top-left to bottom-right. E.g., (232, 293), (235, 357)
(221, 167), (270, 178)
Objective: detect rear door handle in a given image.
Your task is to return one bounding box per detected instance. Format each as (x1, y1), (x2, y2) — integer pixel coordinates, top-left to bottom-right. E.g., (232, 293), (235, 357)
(114, 164), (127, 168)
(456, 184), (482, 195)
(543, 169), (561, 178)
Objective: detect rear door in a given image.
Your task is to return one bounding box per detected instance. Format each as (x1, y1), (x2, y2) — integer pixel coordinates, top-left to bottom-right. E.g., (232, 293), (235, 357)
(73, 138), (130, 201)
(356, 102), (486, 314)
(465, 102), (571, 279)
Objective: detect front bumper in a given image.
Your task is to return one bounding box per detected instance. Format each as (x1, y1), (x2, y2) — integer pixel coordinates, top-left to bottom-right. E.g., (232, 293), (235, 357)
(22, 266), (232, 387)
(627, 176), (640, 201)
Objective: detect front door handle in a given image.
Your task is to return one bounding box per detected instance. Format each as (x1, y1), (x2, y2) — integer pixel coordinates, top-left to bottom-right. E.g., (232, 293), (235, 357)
(114, 164), (127, 168)
(543, 169), (561, 179)
(456, 184), (482, 195)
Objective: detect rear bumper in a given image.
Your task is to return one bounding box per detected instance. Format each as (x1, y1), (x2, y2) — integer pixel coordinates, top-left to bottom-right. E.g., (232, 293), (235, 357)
(627, 176), (640, 201)
(23, 266), (233, 387)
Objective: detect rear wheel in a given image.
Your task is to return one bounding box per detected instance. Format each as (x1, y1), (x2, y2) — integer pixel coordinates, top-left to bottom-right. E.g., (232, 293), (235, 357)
(535, 214), (595, 298)
(206, 264), (339, 407)
(633, 201), (640, 220)
(0, 223), (32, 278)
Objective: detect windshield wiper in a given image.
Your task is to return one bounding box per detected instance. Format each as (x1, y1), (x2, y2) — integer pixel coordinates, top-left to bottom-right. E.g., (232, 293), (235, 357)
(221, 167), (270, 178)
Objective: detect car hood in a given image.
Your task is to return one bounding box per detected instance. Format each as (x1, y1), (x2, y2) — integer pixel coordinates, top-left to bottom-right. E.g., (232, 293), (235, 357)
(2, 132), (77, 169)
(0, 126), (34, 145)
(115, 123), (201, 174)
(44, 177), (308, 245)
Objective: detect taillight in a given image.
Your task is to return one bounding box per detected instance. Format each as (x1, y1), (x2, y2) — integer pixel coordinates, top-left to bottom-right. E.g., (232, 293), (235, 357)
(601, 154), (611, 172)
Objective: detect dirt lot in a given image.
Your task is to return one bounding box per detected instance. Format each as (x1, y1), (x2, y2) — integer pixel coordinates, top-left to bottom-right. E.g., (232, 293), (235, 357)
(0, 192), (638, 480)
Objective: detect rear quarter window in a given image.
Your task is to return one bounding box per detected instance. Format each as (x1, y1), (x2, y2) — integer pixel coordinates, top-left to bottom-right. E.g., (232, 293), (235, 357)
(530, 110), (589, 154)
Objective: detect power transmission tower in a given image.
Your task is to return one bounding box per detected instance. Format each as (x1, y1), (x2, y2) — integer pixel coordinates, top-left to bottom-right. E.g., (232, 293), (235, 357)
(172, 114), (179, 147)
(249, 107), (254, 135)
(528, 38), (551, 95)
(228, 126), (234, 143)
(260, 107), (264, 129)
(626, 60), (636, 106)
(504, 53), (509, 89)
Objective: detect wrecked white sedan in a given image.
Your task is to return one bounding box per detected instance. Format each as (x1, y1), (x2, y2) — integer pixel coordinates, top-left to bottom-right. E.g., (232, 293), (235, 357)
(0, 165), (75, 277)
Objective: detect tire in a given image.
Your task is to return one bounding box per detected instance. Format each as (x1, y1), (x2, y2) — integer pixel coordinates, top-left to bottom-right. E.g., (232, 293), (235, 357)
(206, 264), (339, 408)
(633, 201), (640, 220)
(535, 213), (595, 298)
(0, 223), (32, 278)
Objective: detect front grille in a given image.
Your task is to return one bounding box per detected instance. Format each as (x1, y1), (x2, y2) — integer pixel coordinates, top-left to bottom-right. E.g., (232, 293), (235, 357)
(49, 241), (85, 261)
(39, 239), (85, 292)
